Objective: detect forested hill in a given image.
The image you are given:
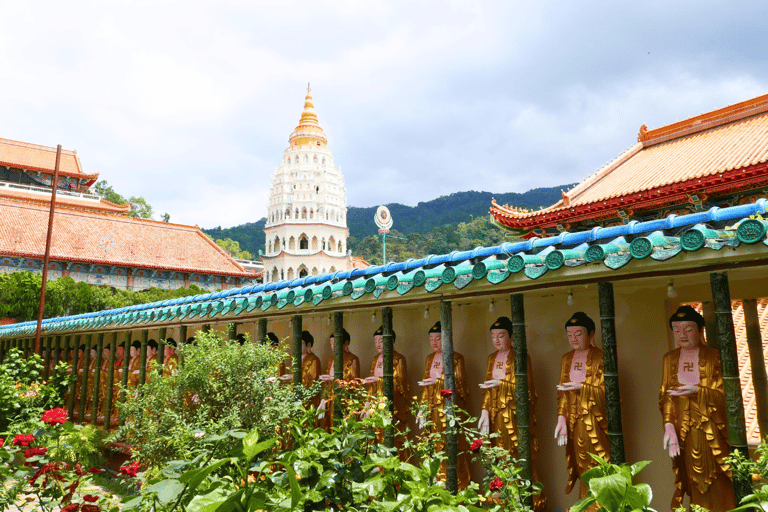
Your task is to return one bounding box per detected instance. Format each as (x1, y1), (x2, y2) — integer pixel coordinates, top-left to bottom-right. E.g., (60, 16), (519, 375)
(202, 185), (571, 258)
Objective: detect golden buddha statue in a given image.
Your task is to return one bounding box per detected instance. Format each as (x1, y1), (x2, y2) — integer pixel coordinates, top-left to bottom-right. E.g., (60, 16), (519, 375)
(418, 321), (471, 490)
(478, 316), (545, 511)
(362, 326), (408, 454)
(554, 312), (609, 502)
(162, 338), (179, 377)
(318, 328), (360, 428)
(660, 305), (735, 511)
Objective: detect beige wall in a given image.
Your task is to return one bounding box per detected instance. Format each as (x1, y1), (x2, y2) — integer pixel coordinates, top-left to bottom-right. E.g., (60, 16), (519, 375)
(138, 265), (767, 511)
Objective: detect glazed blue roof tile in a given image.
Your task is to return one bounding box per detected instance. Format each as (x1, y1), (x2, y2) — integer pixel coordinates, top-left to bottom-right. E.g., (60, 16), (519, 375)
(2, 199), (768, 336)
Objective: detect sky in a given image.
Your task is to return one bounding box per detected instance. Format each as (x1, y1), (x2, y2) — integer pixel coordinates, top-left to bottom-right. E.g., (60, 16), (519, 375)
(1, 1), (766, 229)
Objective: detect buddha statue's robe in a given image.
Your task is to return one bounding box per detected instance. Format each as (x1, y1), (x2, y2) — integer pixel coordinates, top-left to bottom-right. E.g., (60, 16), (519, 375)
(367, 351), (408, 450)
(659, 345), (735, 511)
(127, 356), (141, 388)
(321, 352), (360, 429)
(83, 359), (98, 422)
(301, 352), (321, 409)
(557, 347), (609, 497)
(163, 354), (179, 377)
(481, 351), (545, 511)
(420, 351), (471, 490)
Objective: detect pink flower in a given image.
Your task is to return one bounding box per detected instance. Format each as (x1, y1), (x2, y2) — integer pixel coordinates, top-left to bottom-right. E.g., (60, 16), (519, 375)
(440, 388), (453, 398)
(41, 407), (69, 425)
(489, 476), (504, 491)
(470, 439), (483, 453)
(12, 434), (35, 447)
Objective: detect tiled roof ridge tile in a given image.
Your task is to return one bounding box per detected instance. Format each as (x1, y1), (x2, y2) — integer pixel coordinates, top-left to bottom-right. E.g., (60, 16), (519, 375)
(639, 93), (768, 147)
(0, 188), (131, 213)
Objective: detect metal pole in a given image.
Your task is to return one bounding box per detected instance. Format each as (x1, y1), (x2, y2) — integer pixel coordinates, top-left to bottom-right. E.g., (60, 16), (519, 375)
(510, 293), (533, 485)
(35, 144), (62, 354)
(710, 271), (750, 503)
(333, 311), (344, 425)
(292, 315), (302, 388)
(598, 281), (625, 464)
(382, 306), (395, 448)
(743, 299), (768, 439)
(383, 232), (386, 263)
(440, 300), (458, 494)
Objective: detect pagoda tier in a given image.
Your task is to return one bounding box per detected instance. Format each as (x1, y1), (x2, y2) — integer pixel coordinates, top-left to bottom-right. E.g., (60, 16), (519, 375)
(491, 94), (768, 237)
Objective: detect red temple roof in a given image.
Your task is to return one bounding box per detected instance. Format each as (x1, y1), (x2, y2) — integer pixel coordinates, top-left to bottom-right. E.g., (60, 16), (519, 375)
(0, 196), (252, 278)
(491, 94), (768, 233)
(0, 138), (97, 182)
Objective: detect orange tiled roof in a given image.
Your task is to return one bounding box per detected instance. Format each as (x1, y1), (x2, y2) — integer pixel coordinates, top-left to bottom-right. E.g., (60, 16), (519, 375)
(0, 196), (252, 277)
(0, 183), (130, 214)
(491, 94), (768, 228)
(349, 255), (371, 269)
(0, 138), (97, 180)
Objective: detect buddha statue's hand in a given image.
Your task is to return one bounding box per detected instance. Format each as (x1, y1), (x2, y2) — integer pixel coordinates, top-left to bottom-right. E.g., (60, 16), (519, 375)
(478, 409), (490, 435)
(663, 422), (680, 457)
(556, 381), (581, 391)
(479, 379), (501, 389)
(318, 374), (333, 382)
(362, 376), (379, 384)
(668, 384), (697, 396)
(266, 376), (278, 383)
(418, 377), (437, 387)
(279, 374), (293, 381)
(417, 410), (426, 429)
(318, 399), (327, 419)
(555, 415), (568, 446)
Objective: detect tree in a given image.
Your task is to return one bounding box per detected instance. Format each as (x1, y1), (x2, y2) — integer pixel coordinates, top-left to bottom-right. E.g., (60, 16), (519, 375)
(93, 180), (155, 219)
(215, 238), (253, 260)
(161, 213), (170, 223)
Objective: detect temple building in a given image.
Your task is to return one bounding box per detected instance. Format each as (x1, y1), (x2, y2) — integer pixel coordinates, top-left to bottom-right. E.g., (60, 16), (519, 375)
(0, 138), (257, 290)
(262, 86), (367, 283)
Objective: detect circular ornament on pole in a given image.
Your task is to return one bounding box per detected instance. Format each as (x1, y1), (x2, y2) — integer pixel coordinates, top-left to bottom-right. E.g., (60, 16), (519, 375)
(375, 205), (393, 233)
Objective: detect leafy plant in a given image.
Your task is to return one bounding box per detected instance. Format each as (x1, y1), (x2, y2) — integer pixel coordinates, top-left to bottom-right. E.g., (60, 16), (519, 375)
(572, 455), (656, 512)
(727, 441), (768, 511)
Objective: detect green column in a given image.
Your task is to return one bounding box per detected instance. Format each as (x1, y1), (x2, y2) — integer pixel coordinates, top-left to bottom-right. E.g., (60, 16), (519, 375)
(382, 306), (395, 448)
(292, 315), (302, 388)
(42, 336), (52, 381)
(743, 299), (768, 439)
(78, 334), (92, 423)
(157, 328), (167, 376)
(52, 335), (62, 375)
(179, 325), (188, 367)
(702, 301), (719, 349)
(103, 333), (118, 429)
(511, 293), (533, 486)
(90, 333), (104, 426)
(66, 335), (79, 416)
(119, 332), (131, 426)
(598, 281), (625, 464)
(228, 322), (238, 341)
(258, 318), (268, 345)
(139, 330), (148, 386)
(333, 311), (344, 426)
(0, 339), (6, 363)
(710, 272), (750, 503)
(440, 300), (459, 495)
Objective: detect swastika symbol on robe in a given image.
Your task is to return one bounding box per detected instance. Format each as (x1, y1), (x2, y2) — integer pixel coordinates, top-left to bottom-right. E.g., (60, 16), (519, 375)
(573, 362), (583, 371)
(495, 361), (504, 370)
(683, 362), (694, 372)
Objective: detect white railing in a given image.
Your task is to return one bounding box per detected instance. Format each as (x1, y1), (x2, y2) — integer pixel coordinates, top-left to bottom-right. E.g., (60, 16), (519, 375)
(0, 181), (102, 202)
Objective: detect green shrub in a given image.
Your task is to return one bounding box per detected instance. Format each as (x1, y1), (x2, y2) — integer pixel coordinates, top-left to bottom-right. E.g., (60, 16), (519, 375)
(112, 330), (314, 467)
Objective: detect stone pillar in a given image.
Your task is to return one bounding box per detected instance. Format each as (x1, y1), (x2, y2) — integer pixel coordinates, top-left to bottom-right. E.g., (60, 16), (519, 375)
(510, 293), (533, 482)
(598, 281), (625, 464)
(382, 306), (395, 448)
(258, 318), (268, 345)
(90, 333), (104, 426)
(292, 315), (302, 388)
(139, 330), (149, 386)
(78, 334), (92, 423)
(440, 300), (459, 494)
(103, 333), (118, 429)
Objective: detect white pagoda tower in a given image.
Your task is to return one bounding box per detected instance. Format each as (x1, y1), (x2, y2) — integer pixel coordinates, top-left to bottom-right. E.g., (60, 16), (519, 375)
(262, 86), (351, 283)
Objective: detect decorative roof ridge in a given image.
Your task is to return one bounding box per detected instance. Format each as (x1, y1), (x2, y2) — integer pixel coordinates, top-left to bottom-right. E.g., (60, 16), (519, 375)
(638, 93), (768, 148)
(0, 189), (131, 213)
(0, 137), (78, 157)
(195, 229), (247, 272)
(0, 137), (98, 178)
(566, 142), (644, 205)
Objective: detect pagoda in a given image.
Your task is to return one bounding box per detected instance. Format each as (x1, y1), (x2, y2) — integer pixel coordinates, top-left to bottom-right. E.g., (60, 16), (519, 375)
(262, 86), (366, 283)
(490, 94), (768, 237)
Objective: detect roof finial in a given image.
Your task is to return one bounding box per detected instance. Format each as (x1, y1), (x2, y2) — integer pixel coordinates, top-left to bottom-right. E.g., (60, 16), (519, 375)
(307, 82), (311, 94)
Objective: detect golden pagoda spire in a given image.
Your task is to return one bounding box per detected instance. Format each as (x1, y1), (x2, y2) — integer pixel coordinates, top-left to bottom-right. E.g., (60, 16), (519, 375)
(289, 84), (327, 147)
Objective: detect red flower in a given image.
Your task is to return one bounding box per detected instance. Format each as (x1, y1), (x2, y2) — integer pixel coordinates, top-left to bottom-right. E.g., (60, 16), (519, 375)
(29, 462), (63, 485)
(489, 476), (504, 491)
(24, 447), (47, 458)
(83, 495), (99, 503)
(12, 434), (35, 447)
(0, 437), (4, 448)
(119, 460), (141, 477)
(82, 505), (100, 512)
(41, 407), (69, 426)
(470, 439), (483, 453)
(61, 504), (80, 512)
(440, 388), (453, 398)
